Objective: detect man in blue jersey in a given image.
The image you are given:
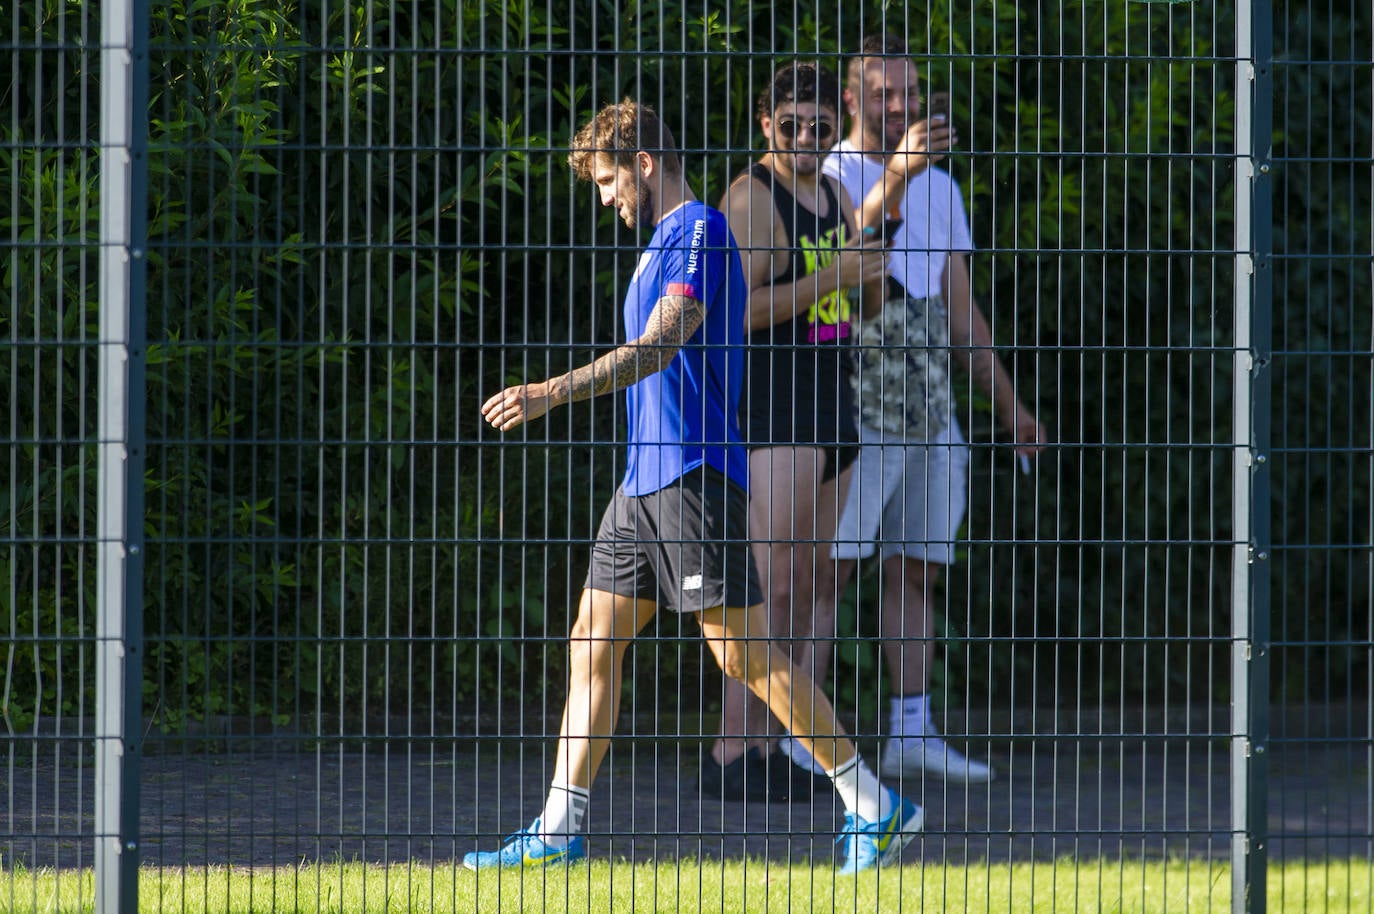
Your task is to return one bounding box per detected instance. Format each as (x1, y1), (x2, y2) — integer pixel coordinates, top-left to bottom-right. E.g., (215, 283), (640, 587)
(469, 99), (920, 873)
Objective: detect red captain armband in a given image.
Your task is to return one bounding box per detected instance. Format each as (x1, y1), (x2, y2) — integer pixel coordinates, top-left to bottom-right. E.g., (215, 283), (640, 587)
(664, 282), (701, 299)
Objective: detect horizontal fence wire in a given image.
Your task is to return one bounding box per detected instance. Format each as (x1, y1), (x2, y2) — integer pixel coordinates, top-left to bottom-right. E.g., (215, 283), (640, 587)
(3, 0), (1371, 912)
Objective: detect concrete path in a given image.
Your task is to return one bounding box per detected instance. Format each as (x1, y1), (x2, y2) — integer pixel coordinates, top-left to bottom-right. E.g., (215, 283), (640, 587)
(5, 734), (1369, 870)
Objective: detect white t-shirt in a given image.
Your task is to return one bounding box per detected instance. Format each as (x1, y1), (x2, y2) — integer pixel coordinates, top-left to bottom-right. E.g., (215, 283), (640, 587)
(822, 139), (973, 299)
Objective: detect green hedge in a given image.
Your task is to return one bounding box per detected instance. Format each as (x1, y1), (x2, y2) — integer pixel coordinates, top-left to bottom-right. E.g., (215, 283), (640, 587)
(2, 0), (1367, 734)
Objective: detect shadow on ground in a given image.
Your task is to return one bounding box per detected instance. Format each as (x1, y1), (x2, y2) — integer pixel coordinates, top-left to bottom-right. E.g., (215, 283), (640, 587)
(5, 735), (1370, 870)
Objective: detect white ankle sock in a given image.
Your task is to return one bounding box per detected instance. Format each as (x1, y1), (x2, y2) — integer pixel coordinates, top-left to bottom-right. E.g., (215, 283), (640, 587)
(827, 756), (892, 823)
(778, 735), (828, 774)
(537, 782), (590, 848)
(891, 693), (933, 741)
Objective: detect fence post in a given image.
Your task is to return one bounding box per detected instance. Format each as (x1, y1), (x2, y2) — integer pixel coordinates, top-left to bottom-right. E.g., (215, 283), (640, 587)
(1232, 0), (1274, 911)
(96, 1), (149, 911)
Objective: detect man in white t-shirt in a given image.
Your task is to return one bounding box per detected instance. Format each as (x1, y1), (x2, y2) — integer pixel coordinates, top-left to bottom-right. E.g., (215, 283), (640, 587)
(787, 34), (1048, 786)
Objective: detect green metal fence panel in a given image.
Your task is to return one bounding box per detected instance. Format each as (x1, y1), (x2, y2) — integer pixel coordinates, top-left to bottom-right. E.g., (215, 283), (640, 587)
(5, 3), (106, 912)
(3, 1), (1370, 912)
(1269, 0), (1373, 881)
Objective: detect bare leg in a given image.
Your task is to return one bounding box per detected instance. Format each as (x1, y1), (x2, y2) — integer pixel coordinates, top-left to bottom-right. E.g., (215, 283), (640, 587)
(873, 552), (993, 782)
(700, 604), (855, 773)
(880, 555), (941, 695)
(802, 457), (852, 692)
(712, 448), (852, 765)
(552, 588), (659, 790)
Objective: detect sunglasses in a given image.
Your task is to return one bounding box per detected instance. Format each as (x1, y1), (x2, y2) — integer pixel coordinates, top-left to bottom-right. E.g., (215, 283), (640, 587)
(776, 118), (836, 142)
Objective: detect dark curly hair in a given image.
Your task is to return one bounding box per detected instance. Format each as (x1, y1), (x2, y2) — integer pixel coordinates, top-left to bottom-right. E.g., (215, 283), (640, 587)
(755, 63), (842, 120)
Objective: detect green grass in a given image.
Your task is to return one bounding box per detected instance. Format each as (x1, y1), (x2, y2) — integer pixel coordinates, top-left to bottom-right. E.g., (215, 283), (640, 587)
(2, 858), (1371, 913)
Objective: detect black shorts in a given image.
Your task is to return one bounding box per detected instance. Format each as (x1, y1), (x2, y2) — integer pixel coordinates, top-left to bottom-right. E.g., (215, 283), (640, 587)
(824, 444), (859, 482)
(584, 465), (764, 614)
(744, 442), (859, 483)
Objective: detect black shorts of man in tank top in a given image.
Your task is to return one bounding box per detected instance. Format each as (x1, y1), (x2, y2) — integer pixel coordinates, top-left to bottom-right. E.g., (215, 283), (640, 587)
(738, 163), (860, 481)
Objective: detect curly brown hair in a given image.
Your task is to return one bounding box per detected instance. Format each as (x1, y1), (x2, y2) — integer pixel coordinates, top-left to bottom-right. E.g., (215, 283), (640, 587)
(567, 98), (682, 180)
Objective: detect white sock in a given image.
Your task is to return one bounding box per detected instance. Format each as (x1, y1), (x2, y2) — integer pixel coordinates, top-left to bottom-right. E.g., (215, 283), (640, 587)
(537, 782), (590, 849)
(827, 756), (892, 824)
(778, 734), (828, 774)
(891, 693), (933, 743)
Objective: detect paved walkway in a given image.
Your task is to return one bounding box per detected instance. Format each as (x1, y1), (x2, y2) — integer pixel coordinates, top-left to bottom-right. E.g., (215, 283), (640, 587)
(5, 734), (1369, 870)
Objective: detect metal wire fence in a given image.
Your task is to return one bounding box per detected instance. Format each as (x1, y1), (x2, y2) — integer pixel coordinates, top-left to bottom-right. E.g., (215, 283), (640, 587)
(3, 0), (1371, 911)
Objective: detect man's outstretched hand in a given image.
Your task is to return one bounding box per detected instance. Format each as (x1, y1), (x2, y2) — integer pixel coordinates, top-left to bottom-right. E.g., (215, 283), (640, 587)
(481, 382), (552, 431)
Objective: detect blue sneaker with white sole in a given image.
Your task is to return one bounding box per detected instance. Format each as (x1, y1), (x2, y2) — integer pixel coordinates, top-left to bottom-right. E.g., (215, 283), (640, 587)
(463, 818), (587, 870)
(836, 788), (924, 873)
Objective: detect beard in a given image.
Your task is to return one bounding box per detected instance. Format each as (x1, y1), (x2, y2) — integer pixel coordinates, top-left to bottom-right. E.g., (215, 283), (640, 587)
(860, 115), (907, 151)
(622, 181), (655, 228)
(879, 119), (908, 151)
(790, 150), (821, 174)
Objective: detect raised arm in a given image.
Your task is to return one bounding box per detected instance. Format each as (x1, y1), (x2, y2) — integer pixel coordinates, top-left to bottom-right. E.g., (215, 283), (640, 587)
(833, 180), (889, 317)
(855, 118), (958, 232)
(480, 294), (706, 431)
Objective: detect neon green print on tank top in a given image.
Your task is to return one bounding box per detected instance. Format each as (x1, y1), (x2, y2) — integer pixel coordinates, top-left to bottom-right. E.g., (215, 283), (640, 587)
(800, 225), (853, 343)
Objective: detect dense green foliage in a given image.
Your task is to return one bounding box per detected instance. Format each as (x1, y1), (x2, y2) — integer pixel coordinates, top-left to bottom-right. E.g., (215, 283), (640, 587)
(2, 0), (1367, 734)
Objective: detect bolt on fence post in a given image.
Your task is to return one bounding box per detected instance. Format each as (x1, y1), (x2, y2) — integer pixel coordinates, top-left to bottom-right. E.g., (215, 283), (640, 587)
(96, 0), (149, 911)
(1232, 0), (1274, 912)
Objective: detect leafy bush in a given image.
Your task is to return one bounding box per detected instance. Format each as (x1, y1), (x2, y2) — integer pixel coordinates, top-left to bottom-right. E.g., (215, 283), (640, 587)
(2, 0), (1365, 736)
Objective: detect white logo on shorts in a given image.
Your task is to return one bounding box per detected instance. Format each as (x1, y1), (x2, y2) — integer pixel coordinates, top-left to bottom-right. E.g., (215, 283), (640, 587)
(682, 574), (703, 592)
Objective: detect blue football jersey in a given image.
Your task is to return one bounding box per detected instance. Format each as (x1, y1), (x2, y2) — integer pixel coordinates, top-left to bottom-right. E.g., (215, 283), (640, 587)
(621, 202), (749, 496)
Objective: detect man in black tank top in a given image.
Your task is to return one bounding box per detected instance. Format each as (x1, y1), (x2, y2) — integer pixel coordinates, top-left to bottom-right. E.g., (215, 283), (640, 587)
(700, 63), (890, 803)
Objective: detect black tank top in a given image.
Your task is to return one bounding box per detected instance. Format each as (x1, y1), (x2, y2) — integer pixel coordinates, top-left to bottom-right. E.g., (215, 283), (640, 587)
(739, 163), (859, 449)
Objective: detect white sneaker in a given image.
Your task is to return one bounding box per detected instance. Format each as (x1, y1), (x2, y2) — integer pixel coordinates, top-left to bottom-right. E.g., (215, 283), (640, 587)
(878, 737), (996, 784)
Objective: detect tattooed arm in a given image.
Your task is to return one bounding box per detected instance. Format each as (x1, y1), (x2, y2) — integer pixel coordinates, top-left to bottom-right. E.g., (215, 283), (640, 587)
(481, 294), (707, 431)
